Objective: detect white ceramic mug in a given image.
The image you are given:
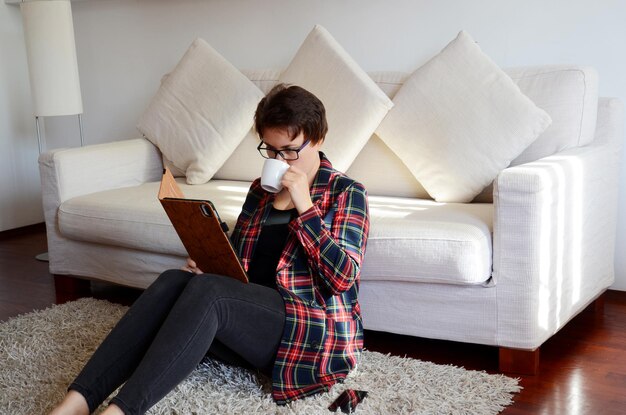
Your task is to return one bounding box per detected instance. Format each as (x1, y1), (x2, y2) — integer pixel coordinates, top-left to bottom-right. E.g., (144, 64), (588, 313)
(260, 158), (290, 193)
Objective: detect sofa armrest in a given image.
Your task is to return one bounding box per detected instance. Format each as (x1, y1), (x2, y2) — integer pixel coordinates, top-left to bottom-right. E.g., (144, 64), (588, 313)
(39, 137), (163, 204)
(38, 138), (163, 277)
(39, 138), (163, 250)
(492, 97), (623, 349)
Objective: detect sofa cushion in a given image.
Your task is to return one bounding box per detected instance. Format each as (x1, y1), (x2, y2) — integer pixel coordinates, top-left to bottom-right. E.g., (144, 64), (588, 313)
(345, 71), (430, 199)
(58, 179), (249, 257)
(137, 38), (263, 185)
(212, 69), (284, 182)
(363, 196), (493, 285)
(368, 66), (599, 168)
(211, 131), (265, 182)
(376, 30), (552, 203)
(59, 184), (493, 286)
(215, 24), (398, 181)
(215, 69), (432, 198)
(346, 134), (430, 199)
(508, 65), (599, 166)
(278, 25), (394, 172)
(215, 66), (597, 201)
(472, 65), (600, 202)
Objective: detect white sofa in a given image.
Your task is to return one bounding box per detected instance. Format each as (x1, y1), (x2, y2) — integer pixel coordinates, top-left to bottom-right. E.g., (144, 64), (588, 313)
(39, 67), (624, 374)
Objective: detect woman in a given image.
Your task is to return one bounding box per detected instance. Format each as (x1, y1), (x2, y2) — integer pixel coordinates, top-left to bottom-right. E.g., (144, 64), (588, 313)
(51, 84), (370, 415)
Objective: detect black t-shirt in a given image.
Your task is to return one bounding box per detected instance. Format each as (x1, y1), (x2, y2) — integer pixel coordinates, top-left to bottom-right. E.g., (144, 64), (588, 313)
(247, 207), (298, 289)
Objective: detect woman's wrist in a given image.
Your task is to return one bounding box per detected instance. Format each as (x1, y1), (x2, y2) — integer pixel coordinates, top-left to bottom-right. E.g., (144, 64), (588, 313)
(296, 200), (314, 215)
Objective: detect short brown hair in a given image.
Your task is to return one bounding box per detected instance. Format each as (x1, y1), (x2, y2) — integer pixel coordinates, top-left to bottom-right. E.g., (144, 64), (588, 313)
(254, 84), (328, 145)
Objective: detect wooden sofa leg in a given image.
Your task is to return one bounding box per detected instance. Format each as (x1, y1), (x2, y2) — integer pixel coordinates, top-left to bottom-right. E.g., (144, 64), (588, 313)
(499, 347), (540, 375)
(54, 275), (91, 304)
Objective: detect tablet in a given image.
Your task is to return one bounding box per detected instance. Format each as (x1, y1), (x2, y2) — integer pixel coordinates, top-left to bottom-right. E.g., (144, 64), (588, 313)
(158, 168), (248, 283)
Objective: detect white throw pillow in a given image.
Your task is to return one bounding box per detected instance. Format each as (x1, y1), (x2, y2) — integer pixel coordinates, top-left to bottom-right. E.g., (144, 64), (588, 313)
(278, 25), (393, 172)
(376, 31), (552, 203)
(137, 38), (264, 184)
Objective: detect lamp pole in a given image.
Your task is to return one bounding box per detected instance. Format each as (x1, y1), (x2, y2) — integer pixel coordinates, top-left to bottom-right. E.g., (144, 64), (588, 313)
(21, 0), (85, 262)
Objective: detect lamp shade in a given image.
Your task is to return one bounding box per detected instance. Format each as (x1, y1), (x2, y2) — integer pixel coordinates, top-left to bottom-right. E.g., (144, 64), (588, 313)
(21, 0), (83, 117)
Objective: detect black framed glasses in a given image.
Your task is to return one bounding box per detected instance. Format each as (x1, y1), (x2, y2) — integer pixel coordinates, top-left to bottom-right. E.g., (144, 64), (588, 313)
(257, 138), (311, 161)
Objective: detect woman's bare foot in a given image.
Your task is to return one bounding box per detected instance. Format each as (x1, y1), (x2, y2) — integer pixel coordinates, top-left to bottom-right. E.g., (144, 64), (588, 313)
(49, 390), (89, 415)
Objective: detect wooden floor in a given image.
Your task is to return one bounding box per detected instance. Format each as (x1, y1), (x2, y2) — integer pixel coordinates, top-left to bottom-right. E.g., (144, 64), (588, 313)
(1, 224), (625, 414)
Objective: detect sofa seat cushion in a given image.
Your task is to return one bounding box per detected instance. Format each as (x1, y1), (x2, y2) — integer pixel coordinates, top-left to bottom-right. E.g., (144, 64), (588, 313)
(59, 182), (493, 286)
(363, 196), (493, 285)
(58, 179), (250, 257)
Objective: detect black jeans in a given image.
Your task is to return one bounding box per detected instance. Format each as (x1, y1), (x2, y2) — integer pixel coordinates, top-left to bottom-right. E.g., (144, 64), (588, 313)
(69, 269), (285, 415)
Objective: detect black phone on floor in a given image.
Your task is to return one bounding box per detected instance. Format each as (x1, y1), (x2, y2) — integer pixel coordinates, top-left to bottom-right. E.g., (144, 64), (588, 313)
(328, 389), (368, 413)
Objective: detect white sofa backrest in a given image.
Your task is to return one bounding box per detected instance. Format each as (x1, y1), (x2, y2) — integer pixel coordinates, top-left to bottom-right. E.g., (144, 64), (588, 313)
(505, 66), (598, 166)
(214, 66), (599, 201)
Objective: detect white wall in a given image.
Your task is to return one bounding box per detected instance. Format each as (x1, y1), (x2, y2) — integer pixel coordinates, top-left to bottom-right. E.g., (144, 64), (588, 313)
(3, 0), (626, 289)
(0, 2), (45, 230)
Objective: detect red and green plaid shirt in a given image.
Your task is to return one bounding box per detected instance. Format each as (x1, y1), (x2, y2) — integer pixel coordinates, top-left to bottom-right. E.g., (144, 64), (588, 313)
(230, 153), (370, 404)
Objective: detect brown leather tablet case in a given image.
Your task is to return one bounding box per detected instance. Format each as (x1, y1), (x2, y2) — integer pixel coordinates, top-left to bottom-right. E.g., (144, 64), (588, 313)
(158, 168), (248, 283)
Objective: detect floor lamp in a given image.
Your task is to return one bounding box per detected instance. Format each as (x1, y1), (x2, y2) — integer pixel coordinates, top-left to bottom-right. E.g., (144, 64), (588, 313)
(21, 0), (84, 262)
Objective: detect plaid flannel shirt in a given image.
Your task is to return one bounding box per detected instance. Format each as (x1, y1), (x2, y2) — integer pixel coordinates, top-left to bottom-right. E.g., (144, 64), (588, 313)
(230, 153), (370, 404)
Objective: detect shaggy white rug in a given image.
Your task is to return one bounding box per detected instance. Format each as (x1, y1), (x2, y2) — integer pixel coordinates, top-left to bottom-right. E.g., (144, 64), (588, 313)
(0, 298), (521, 414)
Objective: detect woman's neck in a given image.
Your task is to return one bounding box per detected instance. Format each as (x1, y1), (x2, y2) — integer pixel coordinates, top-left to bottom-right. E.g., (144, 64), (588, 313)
(307, 157), (321, 187)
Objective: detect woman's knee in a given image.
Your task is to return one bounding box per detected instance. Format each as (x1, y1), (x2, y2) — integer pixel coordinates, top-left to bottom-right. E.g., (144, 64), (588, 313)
(185, 274), (236, 299)
(151, 269), (194, 293)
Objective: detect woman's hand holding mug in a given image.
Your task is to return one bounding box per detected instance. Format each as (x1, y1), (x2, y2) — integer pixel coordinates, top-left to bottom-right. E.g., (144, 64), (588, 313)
(280, 165), (314, 214)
